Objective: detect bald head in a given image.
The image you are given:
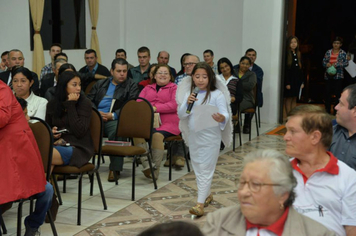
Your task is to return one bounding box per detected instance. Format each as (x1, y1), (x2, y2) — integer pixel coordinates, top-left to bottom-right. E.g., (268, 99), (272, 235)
(157, 51), (170, 65)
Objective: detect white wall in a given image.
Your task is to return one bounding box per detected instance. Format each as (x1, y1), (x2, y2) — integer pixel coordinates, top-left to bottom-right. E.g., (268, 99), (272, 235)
(0, 0), (284, 124)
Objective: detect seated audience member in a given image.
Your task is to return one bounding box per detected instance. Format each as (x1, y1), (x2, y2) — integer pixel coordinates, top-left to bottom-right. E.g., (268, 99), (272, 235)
(115, 48), (134, 69)
(40, 43), (62, 80)
(0, 80), (53, 236)
(234, 48), (264, 109)
(176, 53), (190, 77)
(203, 49), (218, 74)
(330, 84), (356, 170)
(138, 64), (181, 179)
(175, 54), (199, 85)
(138, 221), (204, 236)
(39, 59), (66, 97)
(217, 57), (243, 115)
(12, 66), (48, 120)
(54, 52), (68, 62)
(46, 71), (94, 170)
(0, 49), (40, 95)
(202, 149), (335, 236)
(79, 49), (111, 91)
(138, 63), (157, 92)
(0, 51), (9, 72)
(284, 105), (356, 236)
(45, 63), (77, 101)
(128, 46), (151, 84)
(157, 51), (177, 78)
(87, 58), (139, 181)
(235, 56), (257, 134)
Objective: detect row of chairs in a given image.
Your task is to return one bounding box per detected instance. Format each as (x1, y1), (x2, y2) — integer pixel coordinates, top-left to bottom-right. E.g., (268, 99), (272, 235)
(0, 97), (190, 236)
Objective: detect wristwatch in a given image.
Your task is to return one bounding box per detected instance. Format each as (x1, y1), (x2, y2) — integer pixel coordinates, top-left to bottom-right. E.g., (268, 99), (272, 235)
(111, 113), (115, 120)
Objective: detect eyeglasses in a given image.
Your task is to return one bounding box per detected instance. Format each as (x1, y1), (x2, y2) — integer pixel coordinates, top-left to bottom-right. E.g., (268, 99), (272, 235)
(238, 180), (281, 193)
(157, 72), (169, 75)
(183, 62), (197, 67)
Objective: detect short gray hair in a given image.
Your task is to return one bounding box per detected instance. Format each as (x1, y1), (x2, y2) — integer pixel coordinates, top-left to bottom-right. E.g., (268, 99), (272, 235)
(242, 149), (297, 207)
(185, 54), (200, 63)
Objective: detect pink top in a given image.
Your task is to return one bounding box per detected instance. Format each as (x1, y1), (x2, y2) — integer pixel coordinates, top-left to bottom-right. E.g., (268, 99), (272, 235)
(139, 82), (180, 135)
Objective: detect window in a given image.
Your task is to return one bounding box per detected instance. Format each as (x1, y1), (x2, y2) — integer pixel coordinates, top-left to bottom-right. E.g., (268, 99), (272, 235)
(30, 0), (86, 50)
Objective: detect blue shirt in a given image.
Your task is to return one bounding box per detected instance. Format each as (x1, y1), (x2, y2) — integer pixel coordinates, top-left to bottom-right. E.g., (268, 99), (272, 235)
(97, 78), (117, 119)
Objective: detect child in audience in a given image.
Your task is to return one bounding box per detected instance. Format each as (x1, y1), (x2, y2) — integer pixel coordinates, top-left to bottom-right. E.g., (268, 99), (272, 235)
(177, 62), (232, 216)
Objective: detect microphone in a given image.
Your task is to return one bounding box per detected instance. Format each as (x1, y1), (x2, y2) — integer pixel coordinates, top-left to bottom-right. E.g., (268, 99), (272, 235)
(186, 87), (200, 114)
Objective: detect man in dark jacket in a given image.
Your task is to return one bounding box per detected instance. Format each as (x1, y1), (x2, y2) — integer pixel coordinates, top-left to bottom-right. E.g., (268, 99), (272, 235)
(87, 58), (139, 181)
(0, 49), (40, 95)
(79, 49), (111, 91)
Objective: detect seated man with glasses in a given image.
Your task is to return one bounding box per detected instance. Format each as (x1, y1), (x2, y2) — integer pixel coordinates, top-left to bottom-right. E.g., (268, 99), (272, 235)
(284, 105), (356, 236)
(202, 149), (334, 236)
(174, 54), (199, 85)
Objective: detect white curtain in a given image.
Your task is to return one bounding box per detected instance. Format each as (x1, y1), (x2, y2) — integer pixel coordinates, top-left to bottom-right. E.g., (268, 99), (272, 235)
(29, 0), (45, 77)
(88, 0), (102, 63)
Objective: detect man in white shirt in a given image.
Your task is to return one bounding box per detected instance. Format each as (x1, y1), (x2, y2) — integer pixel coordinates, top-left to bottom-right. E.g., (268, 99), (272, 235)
(284, 104), (356, 236)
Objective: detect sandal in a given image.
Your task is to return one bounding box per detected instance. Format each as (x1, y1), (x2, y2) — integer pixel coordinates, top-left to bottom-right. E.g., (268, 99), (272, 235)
(189, 204), (204, 217)
(204, 193), (213, 207)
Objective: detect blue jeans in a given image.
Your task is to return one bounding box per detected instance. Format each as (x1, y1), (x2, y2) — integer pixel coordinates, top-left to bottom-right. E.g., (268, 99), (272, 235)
(25, 182), (53, 229)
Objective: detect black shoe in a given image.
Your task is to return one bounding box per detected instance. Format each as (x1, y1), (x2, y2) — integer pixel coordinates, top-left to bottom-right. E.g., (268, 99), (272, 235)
(243, 126), (250, 134)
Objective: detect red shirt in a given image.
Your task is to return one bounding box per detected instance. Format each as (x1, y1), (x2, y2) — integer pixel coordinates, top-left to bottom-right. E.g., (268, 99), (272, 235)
(246, 207), (289, 236)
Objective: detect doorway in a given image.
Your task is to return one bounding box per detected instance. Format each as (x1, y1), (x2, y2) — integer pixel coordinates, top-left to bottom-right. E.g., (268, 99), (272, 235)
(280, 0), (356, 122)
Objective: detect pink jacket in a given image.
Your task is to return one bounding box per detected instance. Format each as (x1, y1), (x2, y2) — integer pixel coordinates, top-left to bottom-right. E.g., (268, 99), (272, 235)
(139, 82), (180, 135)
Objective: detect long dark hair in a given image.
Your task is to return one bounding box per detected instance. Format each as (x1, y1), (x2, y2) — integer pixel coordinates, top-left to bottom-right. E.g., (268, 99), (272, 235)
(286, 36), (302, 68)
(190, 62), (216, 104)
(52, 71), (81, 117)
(217, 57), (236, 77)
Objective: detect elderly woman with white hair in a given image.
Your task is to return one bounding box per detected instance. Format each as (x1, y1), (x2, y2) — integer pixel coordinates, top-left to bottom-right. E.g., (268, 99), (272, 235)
(202, 149), (336, 236)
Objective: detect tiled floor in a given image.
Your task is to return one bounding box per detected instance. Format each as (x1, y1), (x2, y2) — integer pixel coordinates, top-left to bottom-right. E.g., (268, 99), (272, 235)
(2, 120), (278, 236)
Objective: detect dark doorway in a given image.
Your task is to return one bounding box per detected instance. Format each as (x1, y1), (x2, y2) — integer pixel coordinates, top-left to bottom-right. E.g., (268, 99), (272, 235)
(280, 0), (356, 122)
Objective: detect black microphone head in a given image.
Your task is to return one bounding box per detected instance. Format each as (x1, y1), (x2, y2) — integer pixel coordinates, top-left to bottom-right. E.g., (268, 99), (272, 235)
(193, 87), (200, 94)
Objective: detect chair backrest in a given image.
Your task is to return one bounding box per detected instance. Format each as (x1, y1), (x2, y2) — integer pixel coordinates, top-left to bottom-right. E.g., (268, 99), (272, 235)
(29, 117), (53, 181)
(85, 80), (97, 95)
(90, 107), (103, 153)
(115, 97), (154, 141)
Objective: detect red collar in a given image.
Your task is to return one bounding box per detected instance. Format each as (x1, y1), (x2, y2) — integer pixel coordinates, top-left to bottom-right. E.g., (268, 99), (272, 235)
(291, 151), (339, 184)
(245, 207), (289, 236)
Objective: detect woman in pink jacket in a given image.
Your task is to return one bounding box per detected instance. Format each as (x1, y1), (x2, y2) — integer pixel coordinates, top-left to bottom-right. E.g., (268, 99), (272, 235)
(138, 64), (180, 179)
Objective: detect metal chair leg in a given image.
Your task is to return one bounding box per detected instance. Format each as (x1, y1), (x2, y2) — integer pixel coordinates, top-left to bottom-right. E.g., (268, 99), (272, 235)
(0, 212), (7, 235)
(255, 112), (259, 136)
(168, 142), (173, 181)
(147, 151), (157, 189)
(52, 175), (63, 205)
(47, 210), (58, 236)
(132, 158), (136, 201)
(77, 174), (83, 225)
(182, 142), (190, 172)
(17, 200), (24, 236)
(95, 171), (107, 210)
